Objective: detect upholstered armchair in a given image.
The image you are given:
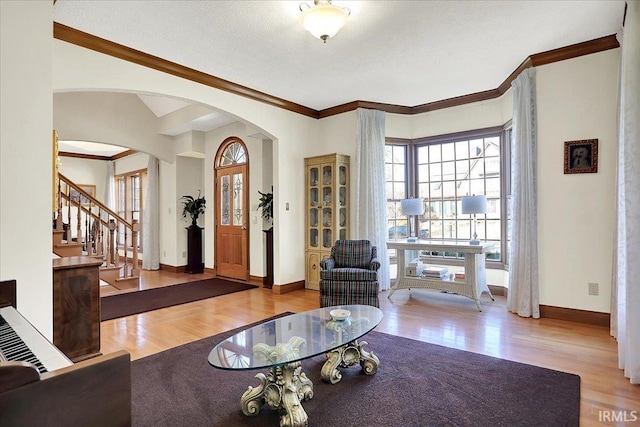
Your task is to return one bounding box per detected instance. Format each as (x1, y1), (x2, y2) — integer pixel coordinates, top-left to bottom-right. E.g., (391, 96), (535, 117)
(319, 240), (380, 308)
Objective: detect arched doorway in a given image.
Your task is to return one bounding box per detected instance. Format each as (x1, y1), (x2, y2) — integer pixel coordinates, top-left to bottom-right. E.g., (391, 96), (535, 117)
(214, 137), (249, 280)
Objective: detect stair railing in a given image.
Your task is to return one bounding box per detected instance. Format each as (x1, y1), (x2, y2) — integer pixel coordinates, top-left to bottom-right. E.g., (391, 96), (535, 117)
(55, 173), (139, 281)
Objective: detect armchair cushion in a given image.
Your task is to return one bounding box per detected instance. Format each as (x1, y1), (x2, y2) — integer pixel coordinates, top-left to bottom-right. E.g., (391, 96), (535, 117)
(332, 240), (373, 269)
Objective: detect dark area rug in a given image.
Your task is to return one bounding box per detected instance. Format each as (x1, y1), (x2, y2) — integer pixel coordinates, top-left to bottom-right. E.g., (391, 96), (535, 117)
(100, 278), (256, 321)
(131, 314), (580, 427)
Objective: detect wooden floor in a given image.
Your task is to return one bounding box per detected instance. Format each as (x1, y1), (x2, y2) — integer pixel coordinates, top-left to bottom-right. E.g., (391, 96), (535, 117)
(100, 270), (638, 426)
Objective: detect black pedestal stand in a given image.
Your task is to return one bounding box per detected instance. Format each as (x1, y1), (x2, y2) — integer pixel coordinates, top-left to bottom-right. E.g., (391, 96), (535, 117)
(186, 225), (204, 274)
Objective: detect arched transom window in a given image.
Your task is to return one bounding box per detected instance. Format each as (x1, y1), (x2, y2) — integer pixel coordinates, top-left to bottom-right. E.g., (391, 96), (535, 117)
(219, 141), (247, 166)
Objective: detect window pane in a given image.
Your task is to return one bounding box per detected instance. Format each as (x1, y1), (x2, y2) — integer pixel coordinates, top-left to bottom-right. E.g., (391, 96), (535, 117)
(393, 183), (406, 200)
(442, 181), (456, 199)
(392, 145), (405, 163)
(429, 144), (441, 162)
(417, 146), (429, 163)
(456, 160), (470, 180)
(430, 182), (442, 199)
(442, 161), (455, 181)
(455, 141), (469, 158)
(442, 143), (455, 161)
(417, 164), (428, 182)
(430, 163), (442, 181)
(393, 164), (405, 181)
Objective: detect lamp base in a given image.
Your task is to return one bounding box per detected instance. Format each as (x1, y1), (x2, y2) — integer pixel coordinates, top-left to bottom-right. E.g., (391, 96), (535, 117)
(407, 236), (419, 242)
(469, 239), (481, 245)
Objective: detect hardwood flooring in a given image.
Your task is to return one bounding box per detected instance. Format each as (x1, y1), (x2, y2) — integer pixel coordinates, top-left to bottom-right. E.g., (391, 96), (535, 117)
(100, 270), (638, 426)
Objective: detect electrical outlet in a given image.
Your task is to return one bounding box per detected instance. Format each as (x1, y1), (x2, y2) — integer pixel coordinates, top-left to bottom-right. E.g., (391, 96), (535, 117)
(182, 251), (186, 258)
(588, 282), (599, 296)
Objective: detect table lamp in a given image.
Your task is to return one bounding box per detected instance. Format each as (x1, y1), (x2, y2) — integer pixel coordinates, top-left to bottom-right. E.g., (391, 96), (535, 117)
(461, 195), (487, 245)
(400, 198), (424, 242)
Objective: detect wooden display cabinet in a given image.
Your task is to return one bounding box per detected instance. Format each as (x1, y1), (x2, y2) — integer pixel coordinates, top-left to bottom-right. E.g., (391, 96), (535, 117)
(304, 153), (350, 290)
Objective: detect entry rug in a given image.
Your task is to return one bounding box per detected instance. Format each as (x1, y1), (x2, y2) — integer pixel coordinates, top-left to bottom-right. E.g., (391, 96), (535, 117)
(101, 278), (256, 321)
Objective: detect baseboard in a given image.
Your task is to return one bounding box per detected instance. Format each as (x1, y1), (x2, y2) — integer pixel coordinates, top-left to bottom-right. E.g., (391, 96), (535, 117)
(539, 304), (610, 327)
(272, 280), (305, 294)
(159, 264), (186, 273)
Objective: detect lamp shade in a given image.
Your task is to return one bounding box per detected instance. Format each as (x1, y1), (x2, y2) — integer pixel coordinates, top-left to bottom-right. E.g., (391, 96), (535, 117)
(401, 198), (424, 216)
(300, 1), (349, 42)
(461, 195), (487, 215)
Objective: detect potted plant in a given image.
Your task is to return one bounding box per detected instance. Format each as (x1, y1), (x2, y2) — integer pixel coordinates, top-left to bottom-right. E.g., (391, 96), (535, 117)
(180, 191), (206, 274)
(258, 189), (274, 288)
(180, 191), (206, 226)
(258, 190), (273, 229)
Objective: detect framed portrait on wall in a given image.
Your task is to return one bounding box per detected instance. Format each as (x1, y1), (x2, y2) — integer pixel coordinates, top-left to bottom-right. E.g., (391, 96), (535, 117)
(564, 139), (598, 174)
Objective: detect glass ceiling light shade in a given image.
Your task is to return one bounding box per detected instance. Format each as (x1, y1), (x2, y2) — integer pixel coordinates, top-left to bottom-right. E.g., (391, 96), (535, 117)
(299, 0), (350, 43)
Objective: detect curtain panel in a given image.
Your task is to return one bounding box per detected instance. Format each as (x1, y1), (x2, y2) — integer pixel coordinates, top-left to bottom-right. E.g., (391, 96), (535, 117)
(143, 156), (160, 270)
(355, 108), (391, 291)
(611, 0), (640, 385)
(507, 68), (540, 318)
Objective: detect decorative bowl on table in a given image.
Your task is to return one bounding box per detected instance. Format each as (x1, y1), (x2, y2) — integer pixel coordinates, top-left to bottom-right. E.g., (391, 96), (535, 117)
(329, 309), (351, 321)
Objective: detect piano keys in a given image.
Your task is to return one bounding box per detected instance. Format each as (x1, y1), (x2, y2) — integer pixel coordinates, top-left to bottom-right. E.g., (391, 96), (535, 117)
(0, 306), (72, 373)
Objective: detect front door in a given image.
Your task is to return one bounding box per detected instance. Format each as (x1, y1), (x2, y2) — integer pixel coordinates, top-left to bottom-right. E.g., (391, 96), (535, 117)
(215, 139), (249, 280)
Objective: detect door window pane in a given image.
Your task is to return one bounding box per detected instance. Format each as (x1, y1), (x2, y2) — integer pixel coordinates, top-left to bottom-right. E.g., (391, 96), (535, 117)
(221, 175), (230, 225)
(233, 174), (243, 226)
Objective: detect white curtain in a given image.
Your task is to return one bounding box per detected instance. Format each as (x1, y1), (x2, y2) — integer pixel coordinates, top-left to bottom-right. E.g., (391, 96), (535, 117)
(143, 156), (160, 270)
(355, 108), (391, 290)
(611, 0), (640, 385)
(507, 68), (540, 318)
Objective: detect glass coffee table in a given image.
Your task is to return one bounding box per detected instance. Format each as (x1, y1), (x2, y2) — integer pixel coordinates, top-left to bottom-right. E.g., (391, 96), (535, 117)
(208, 305), (383, 427)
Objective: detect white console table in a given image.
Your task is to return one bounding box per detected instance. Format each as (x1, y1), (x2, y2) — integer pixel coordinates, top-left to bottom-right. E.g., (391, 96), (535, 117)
(387, 240), (495, 311)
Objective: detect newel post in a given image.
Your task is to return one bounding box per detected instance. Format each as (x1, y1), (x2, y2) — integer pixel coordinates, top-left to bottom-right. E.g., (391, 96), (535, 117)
(108, 219), (116, 266)
(131, 219), (140, 276)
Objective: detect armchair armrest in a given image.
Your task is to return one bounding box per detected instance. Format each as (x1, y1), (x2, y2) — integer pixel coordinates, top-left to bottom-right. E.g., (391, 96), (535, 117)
(320, 258), (335, 270)
(370, 257), (381, 271)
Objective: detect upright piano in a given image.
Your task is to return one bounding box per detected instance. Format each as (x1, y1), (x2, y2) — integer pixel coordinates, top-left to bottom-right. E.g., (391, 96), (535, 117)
(0, 279), (132, 426)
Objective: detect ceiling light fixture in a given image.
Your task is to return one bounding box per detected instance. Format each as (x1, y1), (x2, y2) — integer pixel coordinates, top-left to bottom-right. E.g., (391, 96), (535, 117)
(299, 0), (350, 43)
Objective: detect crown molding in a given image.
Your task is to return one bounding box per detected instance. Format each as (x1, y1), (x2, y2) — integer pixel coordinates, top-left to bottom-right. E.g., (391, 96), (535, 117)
(53, 22), (619, 119)
(59, 149), (137, 161)
(53, 23), (319, 119)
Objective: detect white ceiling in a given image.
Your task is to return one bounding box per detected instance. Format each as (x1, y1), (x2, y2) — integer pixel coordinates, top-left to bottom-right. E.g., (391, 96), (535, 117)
(53, 1), (626, 154)
(53, 0), (625, 111)
(58, 140), (129, 157)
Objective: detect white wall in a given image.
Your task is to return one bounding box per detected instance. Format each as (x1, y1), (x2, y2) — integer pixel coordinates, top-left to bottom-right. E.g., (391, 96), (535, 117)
(54, 92), (175, 162)
(114, 152), (149, 175)
(159, 159), (178, 266)
(0, 1), (53, 337)
(536, 49), (618, 312)
(59, 156), (108, 203)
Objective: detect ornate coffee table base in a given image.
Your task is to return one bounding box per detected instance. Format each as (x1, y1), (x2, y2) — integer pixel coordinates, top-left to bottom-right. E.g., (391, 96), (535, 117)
(321, 340), (379, 384)
(241, 337), (314, 427)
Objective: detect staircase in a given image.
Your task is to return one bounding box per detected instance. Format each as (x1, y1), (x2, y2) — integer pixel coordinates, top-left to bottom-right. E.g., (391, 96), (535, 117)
(53, 174), (140, 290)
